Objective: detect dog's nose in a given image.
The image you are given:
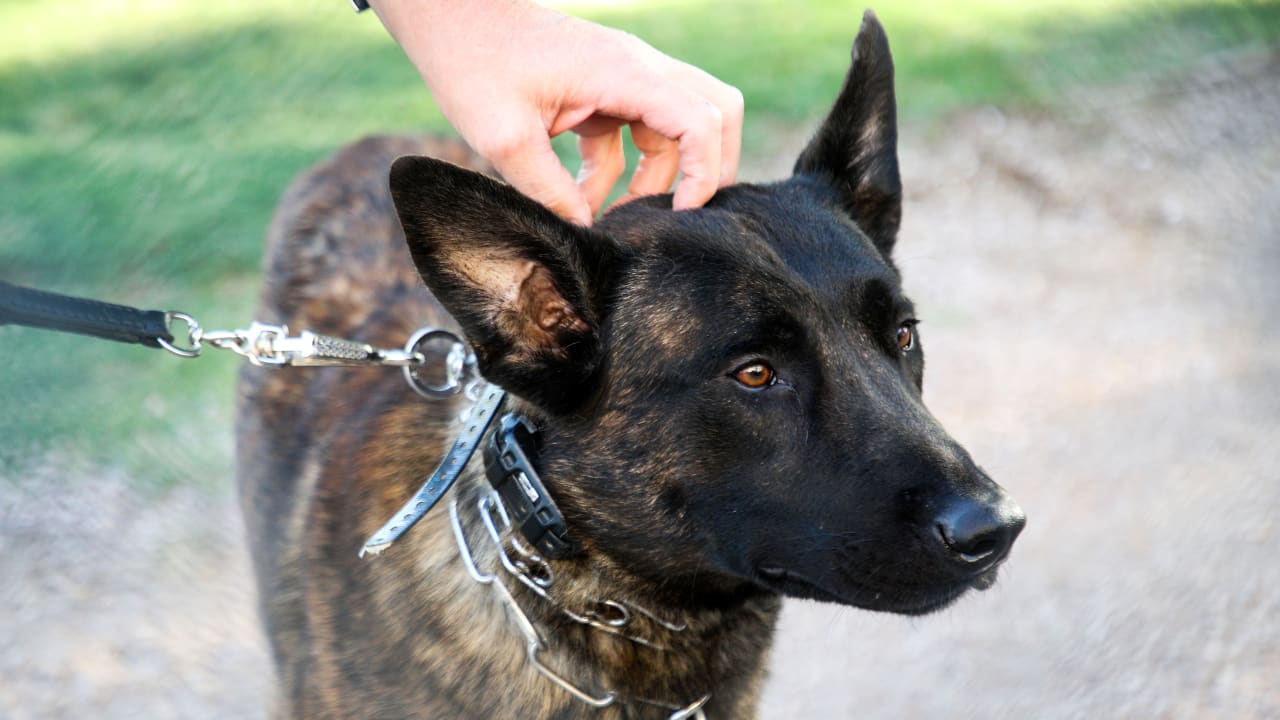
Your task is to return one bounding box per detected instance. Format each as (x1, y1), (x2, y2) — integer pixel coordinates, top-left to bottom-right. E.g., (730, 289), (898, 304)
(933, 493), (1025, 569)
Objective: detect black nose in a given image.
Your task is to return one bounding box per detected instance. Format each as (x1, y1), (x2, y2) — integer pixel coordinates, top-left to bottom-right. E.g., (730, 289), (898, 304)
(933, 494), (1025, 569)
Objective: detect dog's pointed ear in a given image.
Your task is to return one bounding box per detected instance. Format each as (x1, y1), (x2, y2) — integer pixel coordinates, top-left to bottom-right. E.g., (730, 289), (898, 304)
(389, 156), (620, 411)
(793, 9), (901, 258)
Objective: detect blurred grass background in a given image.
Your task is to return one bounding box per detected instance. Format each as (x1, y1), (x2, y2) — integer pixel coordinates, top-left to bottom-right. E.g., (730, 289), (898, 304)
(1, 0), (1277, 483)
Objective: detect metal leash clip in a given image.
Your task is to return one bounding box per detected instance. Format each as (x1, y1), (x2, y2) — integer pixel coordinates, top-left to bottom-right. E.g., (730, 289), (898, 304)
(400, 327), (480, 400)
(200, 322), (421, 368)
(0, 282), (479, 398)
(159, 313), (481, 400)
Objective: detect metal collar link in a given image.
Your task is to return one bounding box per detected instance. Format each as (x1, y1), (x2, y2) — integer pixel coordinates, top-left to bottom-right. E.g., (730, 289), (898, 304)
(451, 492), (708, 719)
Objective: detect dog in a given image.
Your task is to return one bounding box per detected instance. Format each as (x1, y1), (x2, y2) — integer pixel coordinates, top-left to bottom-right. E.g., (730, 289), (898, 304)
(237, 10), (1025, 719)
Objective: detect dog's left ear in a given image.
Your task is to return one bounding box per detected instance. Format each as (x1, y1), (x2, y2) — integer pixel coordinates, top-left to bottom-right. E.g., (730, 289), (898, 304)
(389, 156), (620, 411)
(794, 9), (901, 258)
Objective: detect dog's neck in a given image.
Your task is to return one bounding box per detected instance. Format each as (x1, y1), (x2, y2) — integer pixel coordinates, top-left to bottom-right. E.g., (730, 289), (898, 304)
(446, 469), (781, 718)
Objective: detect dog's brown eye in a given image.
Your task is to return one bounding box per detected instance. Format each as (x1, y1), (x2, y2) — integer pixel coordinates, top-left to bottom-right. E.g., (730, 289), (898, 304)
(733, 362), (775, 389)
(896, 323), (916, 353)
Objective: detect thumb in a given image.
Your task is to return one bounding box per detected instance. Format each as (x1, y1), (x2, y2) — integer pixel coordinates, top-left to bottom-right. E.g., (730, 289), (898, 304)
(482, 130), (594, 226)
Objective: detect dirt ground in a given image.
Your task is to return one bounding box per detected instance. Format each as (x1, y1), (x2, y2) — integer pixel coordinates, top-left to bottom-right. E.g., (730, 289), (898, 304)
(3, 53), (1277, 719)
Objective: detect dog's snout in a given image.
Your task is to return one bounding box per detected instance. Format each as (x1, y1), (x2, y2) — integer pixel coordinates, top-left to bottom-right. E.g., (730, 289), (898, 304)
(932, 493), (1025, 569)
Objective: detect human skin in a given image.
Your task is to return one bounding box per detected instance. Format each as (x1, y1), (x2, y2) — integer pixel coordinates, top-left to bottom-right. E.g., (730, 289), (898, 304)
(369, 0), (744, 225)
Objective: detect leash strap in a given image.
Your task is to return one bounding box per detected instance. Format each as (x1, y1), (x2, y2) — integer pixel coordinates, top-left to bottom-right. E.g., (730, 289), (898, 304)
(0, 280), (174, 348)
(360, 384), (506, 557)
(0, 281), (481, 392)
(1, 280), (499, 556)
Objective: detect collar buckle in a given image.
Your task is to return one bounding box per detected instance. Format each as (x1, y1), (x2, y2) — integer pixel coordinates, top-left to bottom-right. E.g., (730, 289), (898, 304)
(483, 413), (578, 559)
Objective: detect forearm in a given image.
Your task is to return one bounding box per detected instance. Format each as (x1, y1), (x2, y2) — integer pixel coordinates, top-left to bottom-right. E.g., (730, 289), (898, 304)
(370, 0), (555, 92)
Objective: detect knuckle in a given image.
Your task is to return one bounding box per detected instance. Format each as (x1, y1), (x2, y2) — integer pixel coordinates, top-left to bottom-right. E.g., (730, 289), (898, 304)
(703, 101), (724, 130)
(616, 30), (652, 55)
(686, 101), (722, 145)
(721, 85), (745, 122)
(478, 129), (532, 163)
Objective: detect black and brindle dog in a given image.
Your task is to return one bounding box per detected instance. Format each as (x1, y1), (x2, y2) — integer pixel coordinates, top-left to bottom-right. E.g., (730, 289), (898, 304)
(238, 11), (1025, 719)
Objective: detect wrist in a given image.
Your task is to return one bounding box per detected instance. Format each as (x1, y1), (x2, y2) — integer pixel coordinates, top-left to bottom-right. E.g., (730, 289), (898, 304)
(372, 0), (548, 78)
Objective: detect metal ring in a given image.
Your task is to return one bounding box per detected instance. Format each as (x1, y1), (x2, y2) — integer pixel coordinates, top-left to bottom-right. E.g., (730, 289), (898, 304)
(402, 327), (473, 399)
(157, 311), (202, 358)
(591, 601), (631, 628)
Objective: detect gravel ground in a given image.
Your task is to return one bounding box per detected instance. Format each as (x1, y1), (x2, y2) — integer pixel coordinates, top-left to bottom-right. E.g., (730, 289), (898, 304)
(3, 53), (1277, 719)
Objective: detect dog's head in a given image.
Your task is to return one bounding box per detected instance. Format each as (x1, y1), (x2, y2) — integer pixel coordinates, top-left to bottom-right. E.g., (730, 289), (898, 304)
(390, 11), (1024, 616)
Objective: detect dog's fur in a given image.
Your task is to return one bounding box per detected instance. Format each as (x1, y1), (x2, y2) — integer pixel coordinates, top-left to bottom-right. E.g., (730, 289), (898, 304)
(238, 12), (1024, 719)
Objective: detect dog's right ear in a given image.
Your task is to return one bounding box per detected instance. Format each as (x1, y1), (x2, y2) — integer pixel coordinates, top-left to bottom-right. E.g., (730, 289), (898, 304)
(389, 156), (620, 411)
(793, 9), (901, 259)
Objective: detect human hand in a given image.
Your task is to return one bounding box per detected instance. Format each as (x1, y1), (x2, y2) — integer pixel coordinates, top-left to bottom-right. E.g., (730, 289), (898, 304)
(370, 0), (743, 225)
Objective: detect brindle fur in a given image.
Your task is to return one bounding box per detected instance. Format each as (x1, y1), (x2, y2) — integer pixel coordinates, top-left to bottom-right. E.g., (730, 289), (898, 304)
(239, 13), (1023, 719)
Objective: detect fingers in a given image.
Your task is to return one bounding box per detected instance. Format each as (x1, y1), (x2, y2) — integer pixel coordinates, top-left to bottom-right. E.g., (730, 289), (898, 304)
(676, 63), (744, 191)
(617, 123), (680, 205)
(434, 16), (744, 221)
(655, 61), (744, 208)
(576, 125), (626, 217)
(717, 88), (744, 190)
(599, 48), (743, 211)
(629, 79), (723, 211)
(670, 102), (723, 212)
(481, 128), (594, 226)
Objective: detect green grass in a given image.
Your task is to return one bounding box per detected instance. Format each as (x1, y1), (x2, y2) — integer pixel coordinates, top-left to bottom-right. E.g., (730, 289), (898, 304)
(2, 0), (1277, 482)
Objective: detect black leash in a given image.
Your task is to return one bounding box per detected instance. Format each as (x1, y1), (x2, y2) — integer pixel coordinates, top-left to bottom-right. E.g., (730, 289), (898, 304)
(0, 280), (455, 382)
(1, 280), (514, 549)
(0, 280), (176, 349)
(1, 279), (569, 562)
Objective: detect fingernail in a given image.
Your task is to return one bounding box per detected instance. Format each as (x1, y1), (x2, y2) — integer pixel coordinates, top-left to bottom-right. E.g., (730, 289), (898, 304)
(673, 184), (715, 211)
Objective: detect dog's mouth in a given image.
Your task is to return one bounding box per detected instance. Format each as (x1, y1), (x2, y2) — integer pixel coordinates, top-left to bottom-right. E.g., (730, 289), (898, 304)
(754, 565), (1000, 616)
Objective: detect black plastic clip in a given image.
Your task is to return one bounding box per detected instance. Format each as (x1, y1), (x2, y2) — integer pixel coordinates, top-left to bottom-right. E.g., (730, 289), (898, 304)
(483, 413), (577, 559)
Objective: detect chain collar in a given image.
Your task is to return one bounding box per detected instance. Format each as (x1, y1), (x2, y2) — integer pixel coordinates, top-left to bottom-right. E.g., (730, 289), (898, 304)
(450, 492), (710, 719)
(344, 338), (712, 717)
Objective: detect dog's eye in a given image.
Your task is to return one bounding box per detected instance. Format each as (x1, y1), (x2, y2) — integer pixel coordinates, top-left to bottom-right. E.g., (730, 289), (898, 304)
(733, 362), (775, 389)
(896, 322), (917, 353)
